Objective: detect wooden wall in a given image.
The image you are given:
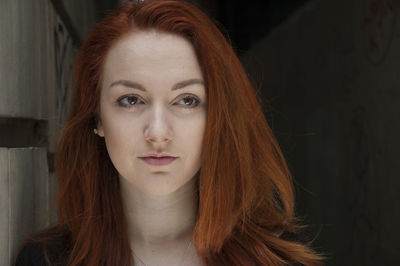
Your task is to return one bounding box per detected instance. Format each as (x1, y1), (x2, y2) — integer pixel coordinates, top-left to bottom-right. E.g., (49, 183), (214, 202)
(0, 0), (98, 264)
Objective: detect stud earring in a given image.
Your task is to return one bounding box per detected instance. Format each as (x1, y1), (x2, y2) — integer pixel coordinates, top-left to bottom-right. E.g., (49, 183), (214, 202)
(93, 128), (98, 135)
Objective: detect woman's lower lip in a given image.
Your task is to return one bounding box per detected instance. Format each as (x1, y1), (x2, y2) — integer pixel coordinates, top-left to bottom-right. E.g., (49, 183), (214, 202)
(140, 157), (177, 166)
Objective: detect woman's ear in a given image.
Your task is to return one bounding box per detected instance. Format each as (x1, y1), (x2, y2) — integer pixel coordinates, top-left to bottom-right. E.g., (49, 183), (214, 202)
(97, 120), (105, 137)
(96, 116), (105, 137)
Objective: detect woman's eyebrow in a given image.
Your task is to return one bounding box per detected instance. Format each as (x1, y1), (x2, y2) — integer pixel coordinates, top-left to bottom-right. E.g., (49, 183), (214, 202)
(108, 78), (204, 91)
(172, 78), (204, 90)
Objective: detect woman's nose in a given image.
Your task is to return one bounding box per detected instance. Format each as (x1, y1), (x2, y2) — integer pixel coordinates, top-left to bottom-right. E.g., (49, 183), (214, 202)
(143, 106), (173, 143)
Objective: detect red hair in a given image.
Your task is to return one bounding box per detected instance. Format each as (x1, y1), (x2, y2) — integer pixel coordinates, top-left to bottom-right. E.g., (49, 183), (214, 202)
(29, 0), (322, 265)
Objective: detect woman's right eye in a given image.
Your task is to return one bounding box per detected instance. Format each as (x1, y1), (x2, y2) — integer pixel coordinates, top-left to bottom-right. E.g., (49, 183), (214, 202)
(116, 95), (144, 108)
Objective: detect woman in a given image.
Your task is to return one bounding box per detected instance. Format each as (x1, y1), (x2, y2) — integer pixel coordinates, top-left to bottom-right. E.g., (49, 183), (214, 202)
(15, 0), (323, 265)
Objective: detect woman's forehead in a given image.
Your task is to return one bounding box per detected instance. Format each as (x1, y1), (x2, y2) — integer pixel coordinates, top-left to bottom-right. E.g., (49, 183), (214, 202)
(101, 29), (203, 90)
(107, 29), (195, 62)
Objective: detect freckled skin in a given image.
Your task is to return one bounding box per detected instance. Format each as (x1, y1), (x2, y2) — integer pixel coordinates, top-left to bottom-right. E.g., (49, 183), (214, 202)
(97, 29), (207, 196)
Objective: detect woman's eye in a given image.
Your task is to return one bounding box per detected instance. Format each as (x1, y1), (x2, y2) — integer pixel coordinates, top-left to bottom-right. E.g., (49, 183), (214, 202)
(176, 95), (200, 108)
(117, 95), (144, 108)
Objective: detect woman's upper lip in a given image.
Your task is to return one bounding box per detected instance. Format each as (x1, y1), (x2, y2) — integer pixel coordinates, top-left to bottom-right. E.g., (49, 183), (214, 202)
(139, 153), (177, 158)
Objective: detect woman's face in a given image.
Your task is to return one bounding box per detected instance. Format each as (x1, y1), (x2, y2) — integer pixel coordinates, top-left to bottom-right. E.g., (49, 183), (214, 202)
(97, 29), (207, 195)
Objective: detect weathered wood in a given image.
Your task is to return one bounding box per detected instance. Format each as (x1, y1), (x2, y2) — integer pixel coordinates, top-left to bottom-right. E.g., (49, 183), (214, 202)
(0, 0), (76, 153)
(0, 0), (50, 119)
(0, 1), (98, 265)
(0, 148), (10, 265)
(0, 148), (49, 266)
(47, 10), (76, 153)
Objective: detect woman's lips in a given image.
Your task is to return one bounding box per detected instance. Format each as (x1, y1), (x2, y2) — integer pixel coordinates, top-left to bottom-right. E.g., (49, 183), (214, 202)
(140, 156), (177, 166)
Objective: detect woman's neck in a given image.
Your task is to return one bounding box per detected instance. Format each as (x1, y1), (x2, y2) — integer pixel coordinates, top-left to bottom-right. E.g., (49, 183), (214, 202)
(119, 175), (198, 246)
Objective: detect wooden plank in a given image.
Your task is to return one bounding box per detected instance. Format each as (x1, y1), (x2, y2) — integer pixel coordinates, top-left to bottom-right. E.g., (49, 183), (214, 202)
(8, 148), (49, 263)
(46, 9), (76, 153)
(0, 148), (10, 266)
(0, 0), (50, 119)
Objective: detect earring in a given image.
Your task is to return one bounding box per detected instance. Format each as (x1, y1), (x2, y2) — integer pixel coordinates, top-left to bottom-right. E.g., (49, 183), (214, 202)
(93, 128), (98, 135)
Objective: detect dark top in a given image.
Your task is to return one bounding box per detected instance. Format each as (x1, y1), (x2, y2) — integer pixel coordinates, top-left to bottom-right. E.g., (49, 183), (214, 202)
(14, 240), (70, 266)
(14, 231), (306, 265)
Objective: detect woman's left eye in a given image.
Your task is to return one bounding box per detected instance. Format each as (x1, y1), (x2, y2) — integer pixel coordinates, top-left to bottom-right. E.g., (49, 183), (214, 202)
(176, 95), (200, 108)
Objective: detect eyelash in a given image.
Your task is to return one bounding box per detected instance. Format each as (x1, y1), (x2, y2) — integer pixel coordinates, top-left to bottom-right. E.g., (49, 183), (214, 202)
(116, 94), (201, 109)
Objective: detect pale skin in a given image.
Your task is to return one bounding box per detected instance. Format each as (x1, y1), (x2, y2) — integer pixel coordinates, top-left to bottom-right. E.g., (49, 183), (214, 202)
(97, 29), (206, 265)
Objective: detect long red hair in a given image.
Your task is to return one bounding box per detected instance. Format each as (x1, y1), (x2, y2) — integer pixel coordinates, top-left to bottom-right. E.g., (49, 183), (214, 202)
(32, 0), (322, 265)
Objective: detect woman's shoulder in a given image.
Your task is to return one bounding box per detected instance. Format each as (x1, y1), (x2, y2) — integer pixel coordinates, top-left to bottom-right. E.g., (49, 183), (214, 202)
(14, 241), (50, 266)
(14, 227), (72, 266)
